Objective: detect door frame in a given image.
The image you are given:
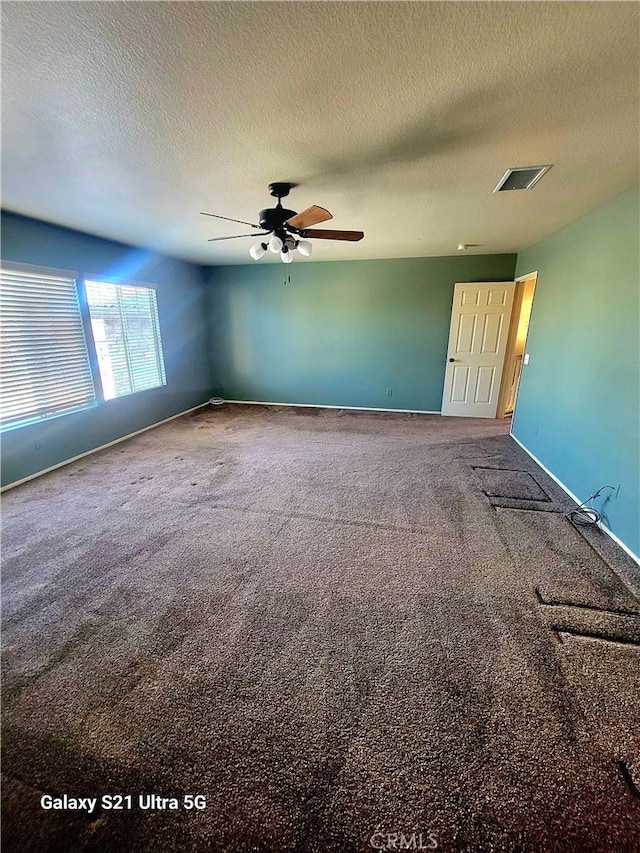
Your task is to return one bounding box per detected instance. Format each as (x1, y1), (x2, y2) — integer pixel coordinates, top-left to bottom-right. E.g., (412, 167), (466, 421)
(495, 271), (538, 419)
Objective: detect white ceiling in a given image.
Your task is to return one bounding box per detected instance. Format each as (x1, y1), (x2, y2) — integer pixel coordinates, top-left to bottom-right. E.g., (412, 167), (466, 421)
(2, 2), (639, 265)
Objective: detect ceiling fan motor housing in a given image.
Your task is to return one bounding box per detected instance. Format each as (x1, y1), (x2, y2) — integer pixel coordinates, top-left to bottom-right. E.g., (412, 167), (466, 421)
(259, 206), (298, 233)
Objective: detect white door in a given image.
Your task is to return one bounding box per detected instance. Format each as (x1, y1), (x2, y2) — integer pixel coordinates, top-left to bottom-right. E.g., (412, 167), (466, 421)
(441, 281), (516, 418)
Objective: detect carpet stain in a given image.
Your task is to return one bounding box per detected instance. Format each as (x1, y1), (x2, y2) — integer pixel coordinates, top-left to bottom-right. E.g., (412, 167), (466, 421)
(618, 761), (640, 799)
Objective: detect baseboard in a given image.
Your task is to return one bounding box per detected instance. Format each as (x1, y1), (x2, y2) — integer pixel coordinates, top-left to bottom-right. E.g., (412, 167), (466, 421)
(222, 399), (442, 416)
(510, 432), (640, 565)
(1, 403), (209, 492)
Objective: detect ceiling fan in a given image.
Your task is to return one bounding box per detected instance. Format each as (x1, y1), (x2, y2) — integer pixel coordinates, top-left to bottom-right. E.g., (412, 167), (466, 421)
(200, 182), (364, 264)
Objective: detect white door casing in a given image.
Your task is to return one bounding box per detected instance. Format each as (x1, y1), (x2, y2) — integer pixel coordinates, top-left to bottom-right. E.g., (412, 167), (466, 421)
(441, 281), (516, 418)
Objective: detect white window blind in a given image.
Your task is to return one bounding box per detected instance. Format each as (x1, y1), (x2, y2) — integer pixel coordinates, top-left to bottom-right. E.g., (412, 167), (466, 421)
(85, 280), (166, 400)
(0, 265), (96, 429)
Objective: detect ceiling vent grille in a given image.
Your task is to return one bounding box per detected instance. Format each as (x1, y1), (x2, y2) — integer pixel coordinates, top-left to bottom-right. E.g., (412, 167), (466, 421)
(493, 165), (552, 192)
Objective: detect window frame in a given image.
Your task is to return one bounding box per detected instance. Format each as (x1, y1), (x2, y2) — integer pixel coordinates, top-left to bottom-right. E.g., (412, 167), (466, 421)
(83, 275), (167, 402)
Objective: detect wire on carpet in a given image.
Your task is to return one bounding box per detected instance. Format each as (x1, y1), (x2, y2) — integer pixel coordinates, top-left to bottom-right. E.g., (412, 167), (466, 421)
(568, 485), (615, 526)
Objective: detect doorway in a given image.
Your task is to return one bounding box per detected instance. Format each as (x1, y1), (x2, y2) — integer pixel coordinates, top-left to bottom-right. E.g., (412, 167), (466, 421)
(496, 272), (537, 419)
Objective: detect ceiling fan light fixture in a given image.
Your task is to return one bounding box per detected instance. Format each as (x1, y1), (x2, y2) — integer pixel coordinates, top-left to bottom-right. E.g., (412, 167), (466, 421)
(249, 242), (267, 260)
(202, 184), (364, 255)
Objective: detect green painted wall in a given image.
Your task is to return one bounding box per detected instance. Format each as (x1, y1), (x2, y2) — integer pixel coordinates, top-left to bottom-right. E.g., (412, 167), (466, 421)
(206, 254), (517, 412)
(1, 211), (212, 486)
(513, 186), (639, 558)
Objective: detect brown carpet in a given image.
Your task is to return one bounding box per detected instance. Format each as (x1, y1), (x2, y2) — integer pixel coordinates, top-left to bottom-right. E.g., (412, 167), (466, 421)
(2, 404), (639, 853)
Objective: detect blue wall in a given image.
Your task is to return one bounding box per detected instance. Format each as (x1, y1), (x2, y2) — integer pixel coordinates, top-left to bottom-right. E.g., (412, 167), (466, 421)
(513, 186), (639, 558)
(1, 212), (212, 486)
(205, 254), (517, 412)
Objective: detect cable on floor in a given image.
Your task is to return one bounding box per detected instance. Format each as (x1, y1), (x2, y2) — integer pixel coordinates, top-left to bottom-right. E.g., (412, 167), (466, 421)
(568, 485), (616, 526)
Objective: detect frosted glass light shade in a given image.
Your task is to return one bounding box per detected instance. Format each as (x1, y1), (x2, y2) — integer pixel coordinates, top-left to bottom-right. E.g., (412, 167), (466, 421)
(281, 248), (293, 264)
(249, 242), (267, 260)
(268, 235), (283, 253)
(296, 240), (312, 257)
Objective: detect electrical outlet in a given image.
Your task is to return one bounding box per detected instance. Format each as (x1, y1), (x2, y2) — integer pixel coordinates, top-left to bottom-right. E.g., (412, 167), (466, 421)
(386, 388), (393, 397)
(523, 353), (530, 365)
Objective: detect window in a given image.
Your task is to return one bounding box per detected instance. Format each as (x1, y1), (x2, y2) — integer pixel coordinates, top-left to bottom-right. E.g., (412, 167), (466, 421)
(0, 264), (96, 430)
(85, 280), (166, 400)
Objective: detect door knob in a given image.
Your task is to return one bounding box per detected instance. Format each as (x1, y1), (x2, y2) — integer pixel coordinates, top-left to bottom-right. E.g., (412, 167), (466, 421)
(448, 358), (457, 363)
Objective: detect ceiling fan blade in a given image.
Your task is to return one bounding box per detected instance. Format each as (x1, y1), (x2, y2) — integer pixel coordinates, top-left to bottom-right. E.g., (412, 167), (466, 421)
(302, 229), (364, 242)
(207, 233), (269, 242)
(200, 211), (261, 229)
(285, 205), (333, 229)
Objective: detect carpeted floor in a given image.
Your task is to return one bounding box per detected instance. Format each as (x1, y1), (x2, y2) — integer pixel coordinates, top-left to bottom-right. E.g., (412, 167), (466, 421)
(2, 404), (639, 853)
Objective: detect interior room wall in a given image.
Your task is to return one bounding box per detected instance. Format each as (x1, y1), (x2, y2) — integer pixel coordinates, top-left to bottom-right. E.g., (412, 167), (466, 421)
(205, 254), (517, 413)
(1, 211), (212, 487)
(512, 185), (640, 559)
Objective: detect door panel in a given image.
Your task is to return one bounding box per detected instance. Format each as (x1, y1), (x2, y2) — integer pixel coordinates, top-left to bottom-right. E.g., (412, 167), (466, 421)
(456, 314), (477, 352)
(451, 365), (470, 402)
(475, 365), (495, 404)
(481, 313), (504, 353)
(441, 282), (515, 418)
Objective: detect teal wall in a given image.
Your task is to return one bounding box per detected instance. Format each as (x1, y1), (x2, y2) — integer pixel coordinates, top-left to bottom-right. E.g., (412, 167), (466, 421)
(1, 211), (212, 486)
(205, 255), (517, 412)
(513, 186), (639, 558)
(5, 192), (637, 558)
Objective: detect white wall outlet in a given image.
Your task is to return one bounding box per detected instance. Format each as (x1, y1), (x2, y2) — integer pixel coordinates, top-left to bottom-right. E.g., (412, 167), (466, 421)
(523, 353), (530, 365)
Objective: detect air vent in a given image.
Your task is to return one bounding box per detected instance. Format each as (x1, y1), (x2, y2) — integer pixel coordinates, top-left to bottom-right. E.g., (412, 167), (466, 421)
(493, 165), (552, 192)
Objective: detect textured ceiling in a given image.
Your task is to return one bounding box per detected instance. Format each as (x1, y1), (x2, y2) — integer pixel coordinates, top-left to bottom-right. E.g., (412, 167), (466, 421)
(2, 2), (639, 265)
